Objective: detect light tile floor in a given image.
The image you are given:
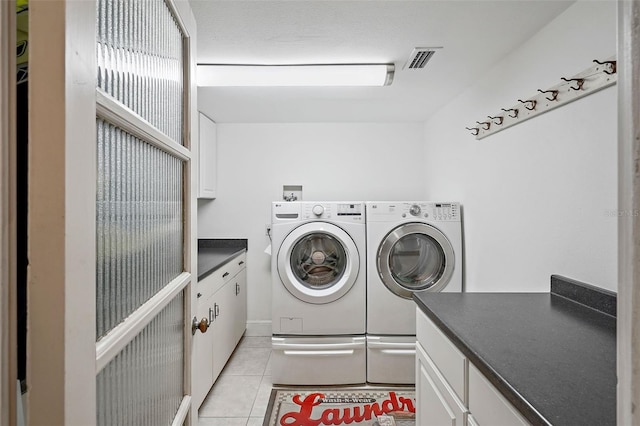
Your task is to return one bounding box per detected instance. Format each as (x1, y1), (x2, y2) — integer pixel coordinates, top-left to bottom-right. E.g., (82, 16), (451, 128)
(198, 336), (273, 426)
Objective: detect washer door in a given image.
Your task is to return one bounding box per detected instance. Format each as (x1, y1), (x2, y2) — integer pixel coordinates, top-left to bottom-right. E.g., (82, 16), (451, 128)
(377, 223), (455, 299)
(278, 222), (360, 304)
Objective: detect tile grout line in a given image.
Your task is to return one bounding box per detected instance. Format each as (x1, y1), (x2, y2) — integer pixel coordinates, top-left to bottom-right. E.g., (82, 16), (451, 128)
(198, 336), (273, 424)
(247, 338), (272, 425)
(248, 350), (272, 419)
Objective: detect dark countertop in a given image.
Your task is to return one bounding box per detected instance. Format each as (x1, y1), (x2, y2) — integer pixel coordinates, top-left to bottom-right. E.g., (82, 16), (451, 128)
(413, 276), (616, 426)
(197, 239), (248, 281)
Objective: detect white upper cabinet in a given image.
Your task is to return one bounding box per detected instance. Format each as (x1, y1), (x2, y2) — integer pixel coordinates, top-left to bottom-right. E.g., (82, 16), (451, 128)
(198, 112), (217, 199)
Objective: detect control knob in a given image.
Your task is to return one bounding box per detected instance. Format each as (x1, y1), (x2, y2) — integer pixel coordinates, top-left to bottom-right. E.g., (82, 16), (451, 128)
(409, 204), (421, 216)
(312, 205), (325, 216)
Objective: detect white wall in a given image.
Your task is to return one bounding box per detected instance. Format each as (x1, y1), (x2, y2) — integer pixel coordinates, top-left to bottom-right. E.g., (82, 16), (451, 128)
(422, 0), (617, 292)
(198, 123), (426, 324)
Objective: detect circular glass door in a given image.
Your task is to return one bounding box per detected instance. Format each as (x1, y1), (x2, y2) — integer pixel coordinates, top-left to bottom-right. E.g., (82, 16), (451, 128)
(278, 222), (360, 304)
(377, 223), (455, 299)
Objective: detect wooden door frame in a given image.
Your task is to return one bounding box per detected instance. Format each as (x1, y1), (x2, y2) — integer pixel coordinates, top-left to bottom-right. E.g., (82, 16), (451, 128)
(0, 1), (17, 425)
(618, 1), (640, 423)
(28, 0), (96, 423)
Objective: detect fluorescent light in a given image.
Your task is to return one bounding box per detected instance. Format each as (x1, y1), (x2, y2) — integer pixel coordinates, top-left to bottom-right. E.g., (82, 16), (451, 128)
(197, 64), (395, 87)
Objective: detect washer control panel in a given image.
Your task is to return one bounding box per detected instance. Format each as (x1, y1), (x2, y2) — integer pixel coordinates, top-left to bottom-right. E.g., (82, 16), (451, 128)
(300, 202), (364, 222)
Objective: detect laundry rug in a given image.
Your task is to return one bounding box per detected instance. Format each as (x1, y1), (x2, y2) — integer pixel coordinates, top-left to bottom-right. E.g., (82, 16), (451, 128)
(262, 387), (415, 426)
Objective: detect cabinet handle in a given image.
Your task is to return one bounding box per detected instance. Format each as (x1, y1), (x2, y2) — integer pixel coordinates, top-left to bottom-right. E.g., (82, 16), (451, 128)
(238, 261), (244, 266)
(209, 307), (214, 323)
(215, 303), (220, 317)
(191, 316), (210, 335)
(197, 292), (202, 298)
(236, 283), (240, 295)
(222, 272), (229, 278)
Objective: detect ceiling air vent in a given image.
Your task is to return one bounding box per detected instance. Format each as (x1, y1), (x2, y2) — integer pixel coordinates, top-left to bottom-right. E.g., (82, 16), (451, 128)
(404, 47), (441, 70)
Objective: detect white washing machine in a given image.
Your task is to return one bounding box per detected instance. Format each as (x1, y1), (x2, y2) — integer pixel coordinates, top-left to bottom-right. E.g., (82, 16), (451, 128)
(271, 201), (366, 385)
(366, 201), (463, 384)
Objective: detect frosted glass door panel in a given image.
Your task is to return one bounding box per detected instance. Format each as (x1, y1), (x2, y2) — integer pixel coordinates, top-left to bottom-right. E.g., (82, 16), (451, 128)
(96, 0), (184, 144)
(95, 0), (190, 422)
(96, 294), (184, 426)
(96, 118), (183, 339)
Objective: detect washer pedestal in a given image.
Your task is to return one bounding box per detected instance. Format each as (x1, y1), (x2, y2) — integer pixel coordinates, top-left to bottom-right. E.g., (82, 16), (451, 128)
(271, 336), (366, 386)
(366, 335), (416, 384)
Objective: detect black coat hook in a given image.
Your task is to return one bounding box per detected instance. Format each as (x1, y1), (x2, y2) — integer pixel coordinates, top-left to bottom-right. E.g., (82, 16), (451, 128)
(518, 99), (537, 110)
(560, 77), (584, 91)
(465, 127), (479, 136)
(487, 115), (503, 125)
(593, 59), (616, 75)
(537, 89), (559, 101)
(500, 108), (519, 118)
(476, 121), (491, 130)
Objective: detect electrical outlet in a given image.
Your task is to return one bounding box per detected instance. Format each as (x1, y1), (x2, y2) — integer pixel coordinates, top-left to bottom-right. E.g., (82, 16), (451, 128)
(265, 224), (272, 236)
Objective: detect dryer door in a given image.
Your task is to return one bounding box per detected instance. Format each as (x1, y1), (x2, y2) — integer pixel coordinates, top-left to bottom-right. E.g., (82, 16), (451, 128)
(377, 223), (455, 299)
(278, 222), (360, 304)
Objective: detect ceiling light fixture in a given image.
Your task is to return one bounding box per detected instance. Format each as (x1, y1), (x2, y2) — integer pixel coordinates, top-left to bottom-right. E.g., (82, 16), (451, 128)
(197, 64), (395, 87)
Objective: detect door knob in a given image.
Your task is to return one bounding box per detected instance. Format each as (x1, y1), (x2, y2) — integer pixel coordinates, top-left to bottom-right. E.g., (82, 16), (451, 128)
(191, 316), (210, 335)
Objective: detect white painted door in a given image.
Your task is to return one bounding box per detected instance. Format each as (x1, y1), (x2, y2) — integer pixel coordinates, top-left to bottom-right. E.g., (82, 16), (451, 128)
(28, 0), (199, 424)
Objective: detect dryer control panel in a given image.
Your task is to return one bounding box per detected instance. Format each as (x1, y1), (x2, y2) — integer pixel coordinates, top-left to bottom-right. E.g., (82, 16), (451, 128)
(432, 203), (460, 221)
(367, 202), (460, 222)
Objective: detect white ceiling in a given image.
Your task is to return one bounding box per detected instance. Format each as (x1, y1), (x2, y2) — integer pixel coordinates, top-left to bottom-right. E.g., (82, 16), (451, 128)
(190, 0), (574, 123)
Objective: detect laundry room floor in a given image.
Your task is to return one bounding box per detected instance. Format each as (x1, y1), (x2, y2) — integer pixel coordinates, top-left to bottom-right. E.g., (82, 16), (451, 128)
(198, 336), (273, 425)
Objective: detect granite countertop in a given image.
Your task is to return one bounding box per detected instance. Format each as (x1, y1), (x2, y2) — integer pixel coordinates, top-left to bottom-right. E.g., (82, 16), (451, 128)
(197, 239), (248, 281)
(413, 276), (616, 426)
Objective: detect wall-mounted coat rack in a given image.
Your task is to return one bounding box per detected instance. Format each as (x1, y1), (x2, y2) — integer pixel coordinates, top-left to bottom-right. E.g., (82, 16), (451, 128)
(466, 57), (617, 140)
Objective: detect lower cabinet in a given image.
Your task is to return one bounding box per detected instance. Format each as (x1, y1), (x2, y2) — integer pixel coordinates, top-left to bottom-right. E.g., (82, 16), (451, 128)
(416, 343), (466, 426)
(231, 269), (247, 346)
(211, 268), (247, 380)
(468, 363), (529, 426)
(415, 307), (530, 426)
(194, 253), (247, 408)
(193, 292), (215, 407)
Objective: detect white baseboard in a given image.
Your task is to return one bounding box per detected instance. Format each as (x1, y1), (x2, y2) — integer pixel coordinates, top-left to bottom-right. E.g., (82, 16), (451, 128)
(245, 320), (272, 337)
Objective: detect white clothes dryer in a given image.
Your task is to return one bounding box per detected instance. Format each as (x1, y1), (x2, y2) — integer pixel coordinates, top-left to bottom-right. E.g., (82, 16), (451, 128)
(271, 201), (366, 385)
(366, 201), (463, 384)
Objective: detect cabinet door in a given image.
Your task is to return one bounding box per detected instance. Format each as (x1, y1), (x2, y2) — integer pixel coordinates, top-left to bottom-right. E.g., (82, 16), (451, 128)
(416, 308), (467, 404)
(193, 293), (215, 408)
(416, 343), (467, 426)
(198, 112), (217, 199)
(231, 268), (247, 345)
(468, 364), (530, 426)
(211, 280), (237, 381)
